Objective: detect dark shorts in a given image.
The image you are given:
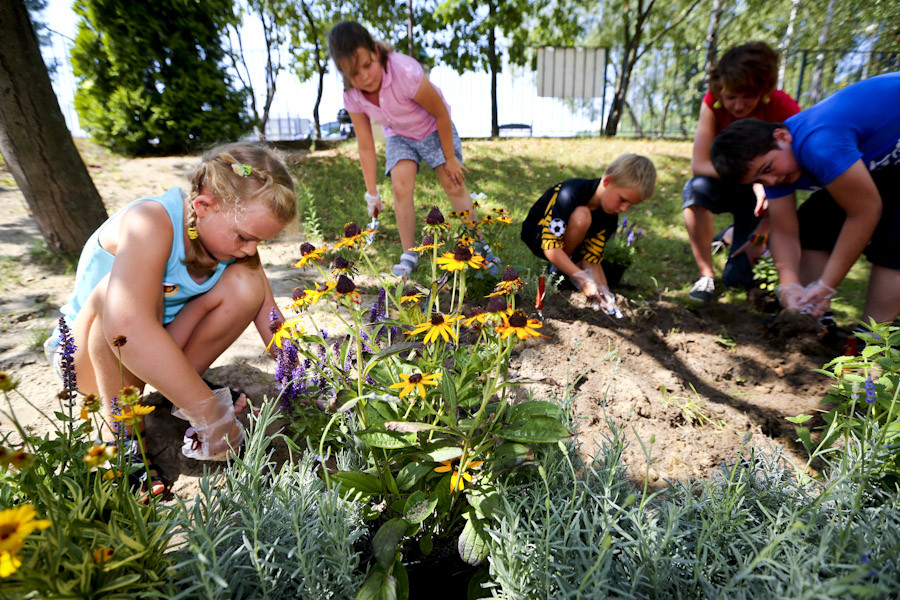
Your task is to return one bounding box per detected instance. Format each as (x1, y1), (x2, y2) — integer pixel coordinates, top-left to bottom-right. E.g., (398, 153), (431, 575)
(797, 164), (900, 270)
(520, 220), (594, 265)
(384, 123), (463, 176)
(682, 176), (761, 288)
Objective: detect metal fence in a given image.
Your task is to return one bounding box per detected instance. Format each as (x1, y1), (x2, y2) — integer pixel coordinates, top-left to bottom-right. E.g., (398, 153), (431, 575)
(41, 32), (896, 142)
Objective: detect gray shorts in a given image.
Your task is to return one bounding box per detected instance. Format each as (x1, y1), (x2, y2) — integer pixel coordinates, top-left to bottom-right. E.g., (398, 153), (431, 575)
(385, 124), (463, 176)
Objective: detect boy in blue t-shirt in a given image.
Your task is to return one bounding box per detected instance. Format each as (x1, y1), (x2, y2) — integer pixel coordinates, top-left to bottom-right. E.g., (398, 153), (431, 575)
(710, 72), (900, 324)
(521, 153), (656, 311)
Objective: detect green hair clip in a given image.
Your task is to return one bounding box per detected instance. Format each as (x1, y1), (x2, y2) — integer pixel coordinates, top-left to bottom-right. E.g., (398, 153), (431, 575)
(232, 163), (253, 177)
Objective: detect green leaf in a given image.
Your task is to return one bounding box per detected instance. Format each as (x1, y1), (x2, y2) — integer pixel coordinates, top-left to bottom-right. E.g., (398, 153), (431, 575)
(357, 566), (397, 600)
(499, 416), (570, 444)
(364, 342), (422, 376)
(421, 442), (463, 462)
(358, 425), (417, 449)
(374, 518), (408, 570)
(94, 574), (143, 595)
(384, 421), (440, 433)
(786, 414), (813, 424)
(442, 366), (458, 426)
(419, 533), (434, 556)
(796, 427), (813, 451)
(457, 517), (489, 566)
(332, 471), (384, 496)
(396, 462), (434, 490)
(507, 400), (567, 423)
(404, 491), (438, 524)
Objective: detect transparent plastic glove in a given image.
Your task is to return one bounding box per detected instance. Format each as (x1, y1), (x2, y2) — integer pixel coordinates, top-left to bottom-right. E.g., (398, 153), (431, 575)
(172, 388), (243, 461)
(570, 269), (600, 304)
(796, 279), (836, 317)
(598, 285), (622, 318)
(777, 283), (805, 310)
(365, 192), (383, 218)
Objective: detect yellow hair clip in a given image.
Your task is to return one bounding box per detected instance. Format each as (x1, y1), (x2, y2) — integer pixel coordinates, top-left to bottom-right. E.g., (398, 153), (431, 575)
(187, 226), (199, 240)
(232, 163), (253, 177)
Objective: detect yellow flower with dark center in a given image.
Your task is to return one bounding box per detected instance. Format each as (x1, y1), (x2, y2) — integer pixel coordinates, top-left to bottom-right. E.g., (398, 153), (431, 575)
(83, 443), (117, 469)
(436, 243), (486, 272)
(433, 458), (484, 492)
(406, 313), (463, 344)
(334, 222), (374, 249)
(480, 214), (498, 226)
(111, 404), (155, 425)
(0, 372), (17, 393)
(389, 372), (442, 399)
(463, 307), (489, 328)
(449, 209), (472, 220)
(331, 255), (358, 278)
(1, 550), (21, 578)
(400, 290), (425, 305)
(457, 235), (475, 247)
(285, 288), (315, 312)
(409, 235), (442, 253)
(306, 281), (337, 305)
(484, 296), (512, 324)
(333, 275), (361, 303)
(487, 266), (524, 297)
(496, 309), (545, 340)
(118, 385), (140, 405)
(293, 242), (328, 269)
(495, 214), (513, 225)
(266, 315), (305, 352)
(0, 505), (51, 555)
(93, 547), (115, 564)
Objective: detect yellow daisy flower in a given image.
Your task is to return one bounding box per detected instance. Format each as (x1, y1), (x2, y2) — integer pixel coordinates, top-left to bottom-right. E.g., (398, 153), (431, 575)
(436, 243), (486, 272)
(433, 458), (484, 492)
(496, 309), (545, 340)
(409, 235), (442, 253)
(293, 242), (328, 269)
(0, 505), (51, 555)
(333, 275), (361, 303)
(400, 290), (425, 305)
(83, 443), (117, 469)
(1, 550), (22, 578)
(406, 313), (463, 344)
(486, 266), (524, 297)
(334, 222), (374, 249)
(266, 315), (306, 352)
(457, 235), (476, 247)
(463, 307), (489, 328)
(389, 372), (442, 399)
(111, 404), (155, 427)
(118, 385), (140, 405)
(285, 288), (315, 313)
(449, 209), (473, 220)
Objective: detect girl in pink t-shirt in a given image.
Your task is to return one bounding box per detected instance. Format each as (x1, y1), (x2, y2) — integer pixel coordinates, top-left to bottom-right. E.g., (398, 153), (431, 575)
(328, 21), (499, 277)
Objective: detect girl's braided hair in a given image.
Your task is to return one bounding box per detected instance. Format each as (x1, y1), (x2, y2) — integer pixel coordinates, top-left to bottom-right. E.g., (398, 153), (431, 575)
(185, 142), (296, 271)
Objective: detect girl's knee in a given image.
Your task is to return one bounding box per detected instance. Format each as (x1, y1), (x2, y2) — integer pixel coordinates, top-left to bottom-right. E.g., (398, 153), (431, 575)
(216, 265), (266, 312)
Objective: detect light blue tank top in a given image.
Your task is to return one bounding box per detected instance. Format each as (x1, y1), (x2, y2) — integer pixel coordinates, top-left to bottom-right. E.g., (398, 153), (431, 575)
(60, 187), (233, 325)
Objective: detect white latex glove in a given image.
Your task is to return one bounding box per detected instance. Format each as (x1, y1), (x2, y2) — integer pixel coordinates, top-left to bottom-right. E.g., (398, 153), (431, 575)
(597, 285), (617, 312)
(365, 192), (383, 218)
(570, 269), (600, 302)
(796, 279), (836, 317)
(777, 283), (805, 310)
(172, 388), (243, 461)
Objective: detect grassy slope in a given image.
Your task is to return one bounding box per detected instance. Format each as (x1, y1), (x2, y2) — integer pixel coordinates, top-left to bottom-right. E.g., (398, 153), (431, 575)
(292, 137), (869, 324)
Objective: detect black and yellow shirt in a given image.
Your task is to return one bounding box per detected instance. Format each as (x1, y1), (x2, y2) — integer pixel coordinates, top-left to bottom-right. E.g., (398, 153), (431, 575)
(521, 178), (618, 264)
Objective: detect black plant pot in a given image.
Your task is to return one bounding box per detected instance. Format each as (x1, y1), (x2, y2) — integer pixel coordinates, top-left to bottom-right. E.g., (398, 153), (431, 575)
(603, 261), (628, 287)
(405, 548), (482, 599)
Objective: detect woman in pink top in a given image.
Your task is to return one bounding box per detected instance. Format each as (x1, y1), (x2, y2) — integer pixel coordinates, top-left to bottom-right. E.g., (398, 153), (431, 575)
(328, 21), (499, 277)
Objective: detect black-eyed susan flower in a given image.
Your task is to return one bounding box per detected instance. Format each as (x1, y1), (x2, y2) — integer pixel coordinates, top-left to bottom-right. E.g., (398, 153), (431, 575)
(293, 242), (328, 269)
(0, 549), (21, 578)
(0, 372), (17, 393)
(92, 547), (115, 564)
(449, 209), (472, 220)
(389, 372), (442, 399)
(111, 404), (155, 426)
(0, 505), (51, 556)
(463, 307), (489, 328)
(423, 206), (450, 233)
(334, 222), (374, 249)
(406, 313), (463, 344)
(409, 235), (442, 253)
(400, 288), (425, 305)
(480, 214), (498, 227)
(487, 266), (524, 297)
(285, 288), (315, 313)
(333, 275), (360, 303)
(457, 234), (476, 247)
(433, 458), (484, 492)
(484, 296), (511, 323)
(496, 309), (545, 340)
(266, 315), (305, 351)
(301, 281), (337, 308)
(436, 243), (486, 272)
(80, 394), (101, 421)
(331, 255), (358, 278)
(118, 385), (140, 406)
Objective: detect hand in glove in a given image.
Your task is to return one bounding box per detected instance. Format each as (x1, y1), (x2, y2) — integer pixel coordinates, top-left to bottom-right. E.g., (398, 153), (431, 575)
(777, 283), (805, 311)
(172, 388), (244, 461)
(796, 279), (836, 317)
(365, 192), (383, 218)
(570, 269), (600, 302)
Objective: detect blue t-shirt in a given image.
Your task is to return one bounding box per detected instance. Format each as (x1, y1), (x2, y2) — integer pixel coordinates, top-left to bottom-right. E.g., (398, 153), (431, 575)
(60, 187), (233, 326)
(766, 72), (900, 198)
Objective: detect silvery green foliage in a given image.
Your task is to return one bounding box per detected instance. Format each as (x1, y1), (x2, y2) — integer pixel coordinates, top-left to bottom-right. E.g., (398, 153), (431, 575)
(169, 401), (366, 599)
(486, 425), (900, 599)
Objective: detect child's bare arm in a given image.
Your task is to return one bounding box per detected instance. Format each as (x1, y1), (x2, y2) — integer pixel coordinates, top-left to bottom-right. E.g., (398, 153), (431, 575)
(690, 104), (720, 178)
(254, 267), (282, 359)
(817, 160), (882, 288)
(413, 78), (466, 186)
(350, 111), (379, 197)
(102, 203), (214, 413)
(767, 192), (803, 287)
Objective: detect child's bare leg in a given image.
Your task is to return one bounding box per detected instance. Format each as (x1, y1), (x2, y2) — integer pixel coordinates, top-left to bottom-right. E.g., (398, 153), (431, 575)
(798, 249), (829, 286)
(684, 206), (715, 278)
(390, 160), (419, 250)
(562, 207), (591, 256)
(435, 164), (476, 228)
(864, 265), (900, 323)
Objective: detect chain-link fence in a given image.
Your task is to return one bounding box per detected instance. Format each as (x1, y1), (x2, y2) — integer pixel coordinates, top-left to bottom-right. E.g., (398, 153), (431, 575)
(42, 32), (896, 142)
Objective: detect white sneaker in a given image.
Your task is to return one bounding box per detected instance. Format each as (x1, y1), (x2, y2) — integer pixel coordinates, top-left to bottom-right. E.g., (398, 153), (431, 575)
(392, 252), (418, 277)
(689, 276), (715, 302)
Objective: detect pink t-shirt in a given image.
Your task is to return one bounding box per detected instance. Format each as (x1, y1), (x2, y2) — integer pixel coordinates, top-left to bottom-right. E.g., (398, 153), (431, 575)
(343, 52), (450, 141)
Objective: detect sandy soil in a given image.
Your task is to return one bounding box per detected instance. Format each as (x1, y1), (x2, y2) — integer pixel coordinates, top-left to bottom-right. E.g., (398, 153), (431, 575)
(0, 150), (839, 502)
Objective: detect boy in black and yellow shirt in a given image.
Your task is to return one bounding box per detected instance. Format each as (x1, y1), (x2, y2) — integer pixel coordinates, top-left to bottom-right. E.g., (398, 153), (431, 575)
(521, 153), (656, 311)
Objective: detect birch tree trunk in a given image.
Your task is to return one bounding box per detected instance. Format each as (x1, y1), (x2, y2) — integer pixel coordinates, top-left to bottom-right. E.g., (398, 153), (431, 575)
(808, 0), (835, 105)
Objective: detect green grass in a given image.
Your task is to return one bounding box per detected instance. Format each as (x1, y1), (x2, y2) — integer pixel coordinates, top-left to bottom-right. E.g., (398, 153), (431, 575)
(288, 137), (869, 323)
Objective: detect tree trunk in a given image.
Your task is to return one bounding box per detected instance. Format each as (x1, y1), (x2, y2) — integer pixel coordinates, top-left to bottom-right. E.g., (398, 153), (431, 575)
(777, 0), (801, 89)
(0, 0), (107, 253)
(407, 0), (414, 57)
(809, 0), (835, 104)
(488, 3), (499, 138)
(704, 0), (722, 87)
(604, 45), (637, 136)
(624, 100), (643, 137)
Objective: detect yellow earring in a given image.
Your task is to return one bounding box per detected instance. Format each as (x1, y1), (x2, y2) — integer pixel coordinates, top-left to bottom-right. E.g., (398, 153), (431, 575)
(713, 99), (722, 109)
(762, 94), (771, 104)
(187, 226), (199, 240)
